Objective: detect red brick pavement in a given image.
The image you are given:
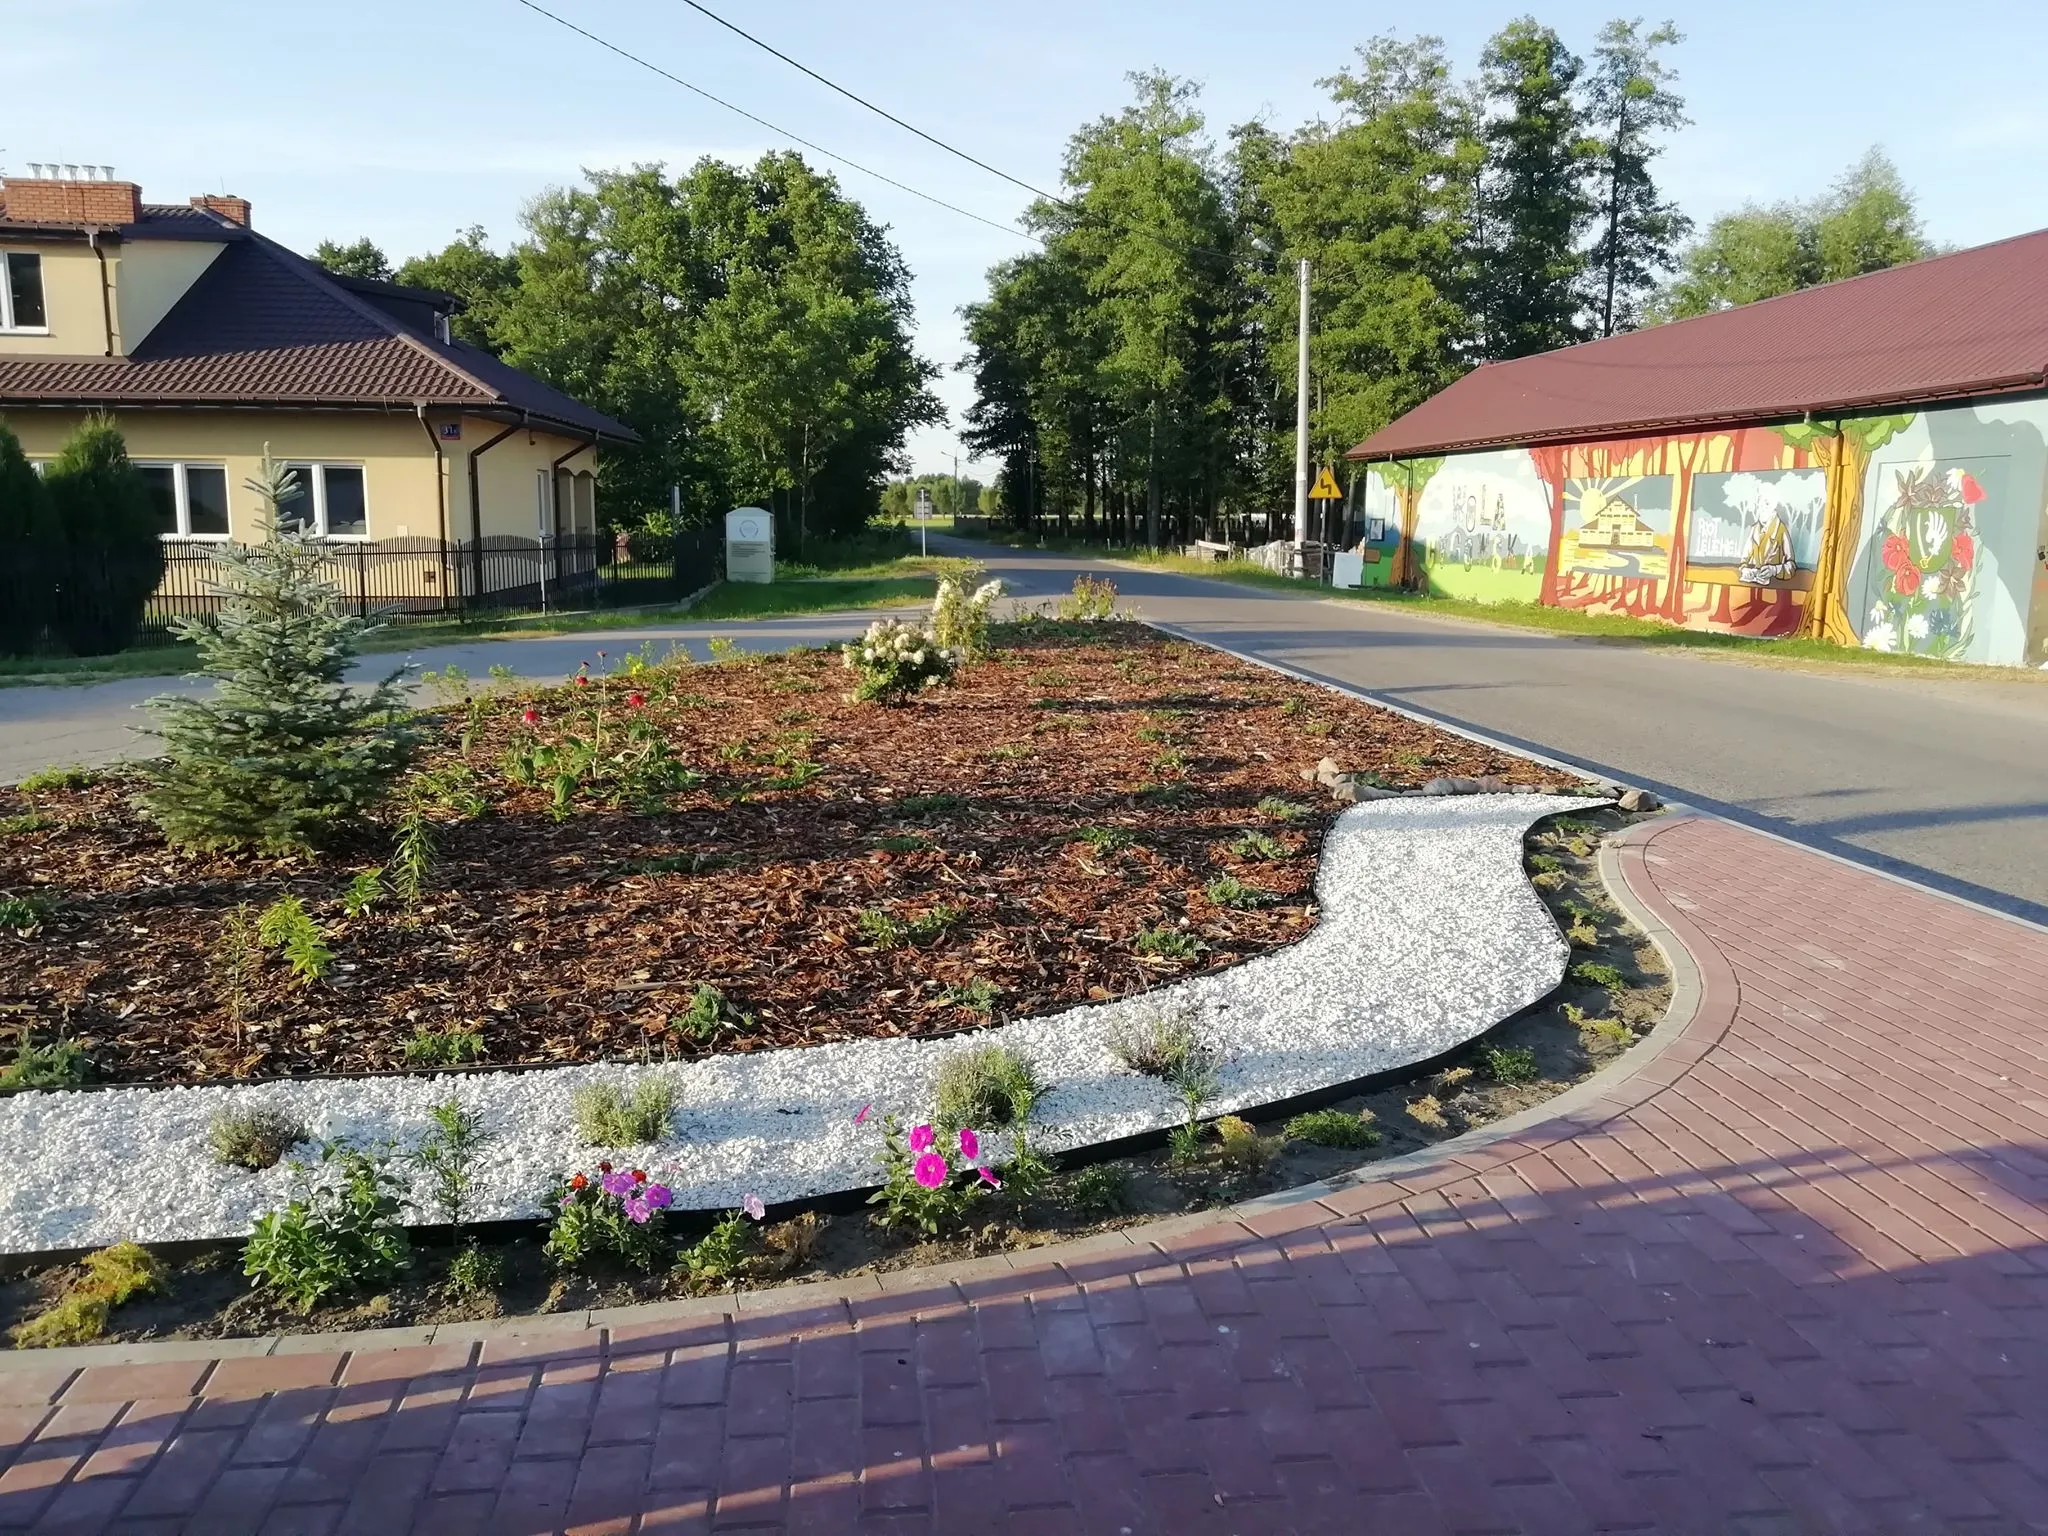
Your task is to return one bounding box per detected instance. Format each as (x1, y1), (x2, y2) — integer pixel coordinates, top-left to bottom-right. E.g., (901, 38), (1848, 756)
(2, 814), (2045, 1534)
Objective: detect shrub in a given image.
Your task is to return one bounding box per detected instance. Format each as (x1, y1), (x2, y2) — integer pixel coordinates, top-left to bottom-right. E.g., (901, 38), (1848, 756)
(0, 1032), (92, 1094)
(0, 893), (51, 931)
(10, 1243), (162, 1350)
(842, 618), (956, 704)
(0, 423), (55, 657)
(17, 765), (98, 793)
(409, 1096), (494, 1229)
(1481, 1045), (1541, 1083)
(1570, 961), (1626, 991)
(1286, 1108), (1382, 1149)
(677, 1212), (759, 1290)
(1108, 1013), (1220, 1090)
(140, 455), (418, 852)
(1213, 1115), (1280, 1174)
(447, 1244), (506, 1297)
(40, 416), (164, 655)
(243, 1143), (411, 1313)
(929, 568), (1004, 660)
(1230, 831), (1291, 861)
(402, 1022), (484, 1068)
(1068, 1163), (1134, 1215)
(257, 896), (332, 985)
(1056, 575), (1117, 621)
(573, 1076), (677, 1146)
(546, 1163), (678, 1273)
(933, 1045), (1042, 1131)
(209, 1105), (308, 1170)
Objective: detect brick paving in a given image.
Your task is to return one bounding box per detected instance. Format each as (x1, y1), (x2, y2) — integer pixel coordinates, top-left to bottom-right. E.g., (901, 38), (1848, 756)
(2, 814), (2045, 1534)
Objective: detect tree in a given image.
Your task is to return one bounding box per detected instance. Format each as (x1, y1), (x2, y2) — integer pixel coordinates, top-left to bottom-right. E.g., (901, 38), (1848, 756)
(1655, 149), (1931, 320)
(1583, 19), (1690, 335)
(311, 238), (393, 282)
(395, 227), (520, 351)
(40, 415), (164, 655)
(1473, 19), (1595, 357)
(0, 421), (55, 655)
(141, 456), (419, 853)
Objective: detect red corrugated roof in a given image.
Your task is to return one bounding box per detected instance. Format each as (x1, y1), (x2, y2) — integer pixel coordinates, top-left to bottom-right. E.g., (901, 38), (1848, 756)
(1349, 227), (2048, 459)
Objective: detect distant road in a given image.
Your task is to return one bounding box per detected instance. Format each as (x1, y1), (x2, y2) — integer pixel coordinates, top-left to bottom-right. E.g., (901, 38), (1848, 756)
(936, 533), (2048, 925)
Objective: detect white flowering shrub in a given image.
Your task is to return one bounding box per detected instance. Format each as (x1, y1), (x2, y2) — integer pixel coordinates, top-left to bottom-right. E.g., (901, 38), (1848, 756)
(842, 619), (957, 705)
(930, 570), (1005, 660)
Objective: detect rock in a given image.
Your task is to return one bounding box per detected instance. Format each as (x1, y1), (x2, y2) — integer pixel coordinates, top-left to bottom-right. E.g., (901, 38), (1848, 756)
(1332, 776), (1402, 803)
(1299, 767), (1320, 783)
(1475, 775), (1512, 794)
(1315, 756), (1344, 787)
(1617, 787), (1663, 813)
(1420, 776), (1484, 796)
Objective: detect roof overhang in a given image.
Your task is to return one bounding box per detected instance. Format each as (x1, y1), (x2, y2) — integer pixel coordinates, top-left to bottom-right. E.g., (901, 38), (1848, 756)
(0, 395), (638, 444)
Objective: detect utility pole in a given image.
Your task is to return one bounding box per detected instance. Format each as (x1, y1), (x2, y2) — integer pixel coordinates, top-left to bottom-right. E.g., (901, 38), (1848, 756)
(952, 450), (961, 525)
(1293, 258), (1311, 566)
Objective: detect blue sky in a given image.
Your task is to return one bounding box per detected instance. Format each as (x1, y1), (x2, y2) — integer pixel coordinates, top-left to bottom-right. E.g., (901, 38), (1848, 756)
(8, 0), (2045, 477)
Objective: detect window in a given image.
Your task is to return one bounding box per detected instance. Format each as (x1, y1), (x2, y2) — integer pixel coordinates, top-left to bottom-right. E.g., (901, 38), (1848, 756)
(136, 462), (231, 539)
(1, 252), (45, 331)
(279, 463), (369, 539)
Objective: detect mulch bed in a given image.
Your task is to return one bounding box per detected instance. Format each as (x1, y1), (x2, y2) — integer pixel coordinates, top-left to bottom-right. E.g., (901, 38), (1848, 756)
(0, 620), (1565, 1088)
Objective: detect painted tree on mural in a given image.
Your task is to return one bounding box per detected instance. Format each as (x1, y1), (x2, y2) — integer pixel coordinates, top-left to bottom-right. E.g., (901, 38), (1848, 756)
(1776, 414), (1913, 645)
(1370, 457), (1445, 589)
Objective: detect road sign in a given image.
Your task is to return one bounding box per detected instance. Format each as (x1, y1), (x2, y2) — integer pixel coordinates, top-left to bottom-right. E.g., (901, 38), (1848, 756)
(1309, 466), (1343, 501)
(914, 488), (935, 520)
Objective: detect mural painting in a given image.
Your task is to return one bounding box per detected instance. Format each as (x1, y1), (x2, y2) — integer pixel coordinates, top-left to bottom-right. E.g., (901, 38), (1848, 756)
(1686, 469), (1826, 585)
(1409, 457), (1549, 603)
(1857, 458), (1995, 660)
(1555, 475), (1674, 616)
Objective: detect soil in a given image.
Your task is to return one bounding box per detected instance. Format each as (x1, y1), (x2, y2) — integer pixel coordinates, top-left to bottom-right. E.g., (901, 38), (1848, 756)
(0, 620), (1567, 1087)
(0, 806), (1670, 1346)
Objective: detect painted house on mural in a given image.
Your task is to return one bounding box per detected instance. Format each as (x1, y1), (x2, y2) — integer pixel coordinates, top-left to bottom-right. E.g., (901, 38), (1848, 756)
(0, 169), (632, 607)
(1342, 229), (2048, 667)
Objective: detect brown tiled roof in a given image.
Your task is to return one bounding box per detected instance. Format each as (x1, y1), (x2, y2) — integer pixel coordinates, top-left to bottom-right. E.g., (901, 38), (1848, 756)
(0, 227), (635, 441)
(1350, 228), (2048, 459)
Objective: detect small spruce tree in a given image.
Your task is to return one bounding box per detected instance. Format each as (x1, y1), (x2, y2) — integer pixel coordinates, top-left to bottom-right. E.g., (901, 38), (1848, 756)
(40, 414), (164, 655)
(141, 455), (418, 852)
(0, 422), (55, 656)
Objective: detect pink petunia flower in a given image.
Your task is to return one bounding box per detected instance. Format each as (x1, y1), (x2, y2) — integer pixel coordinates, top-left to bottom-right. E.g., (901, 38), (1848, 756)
(913, 1152), (949, 1189)
(742, 1193), (766, 1221)
(977, 1165), (1002, 1189)
(908, 1124), (936, 1154)
(601, 1172), (635, 1198)
(645, 1184), (673, 1209)
(624, 1197), (651, 1224)
(958, 1128), (980, 1162)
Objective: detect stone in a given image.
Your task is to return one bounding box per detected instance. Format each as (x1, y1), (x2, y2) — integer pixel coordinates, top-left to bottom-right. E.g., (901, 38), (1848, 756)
(1315, 756), (1344, 787)
(1617, 787), (1663, 813)
(1420, 778), (1458, 796)
(1475, 775), (1512, 794)
(1332, 777), (1402, 804)
(1299, 767), (1320, 783)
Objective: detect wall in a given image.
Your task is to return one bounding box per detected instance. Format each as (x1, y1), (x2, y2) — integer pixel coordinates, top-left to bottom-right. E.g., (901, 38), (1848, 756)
(1354, 395), (2048, 666)
(445, 416), (601, 543)
(0, 244), (112, 356)
(110, 239), (223, 353)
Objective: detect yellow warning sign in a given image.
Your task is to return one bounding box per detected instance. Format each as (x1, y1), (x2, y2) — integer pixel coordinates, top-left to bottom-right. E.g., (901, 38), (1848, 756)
(1309, 465), (1343, 500)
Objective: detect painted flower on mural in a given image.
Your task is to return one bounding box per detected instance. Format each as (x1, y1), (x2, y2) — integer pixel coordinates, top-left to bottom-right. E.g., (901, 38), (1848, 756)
(1863, 465), (1978, 662)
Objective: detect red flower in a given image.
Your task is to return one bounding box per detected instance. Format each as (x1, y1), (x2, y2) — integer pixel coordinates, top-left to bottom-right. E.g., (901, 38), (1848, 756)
(598, 1161), (613, 1173)
(626, 691), (646, 709)
(632, 1169), (647, 1184)
(1958, 471), (1987, 505)
(576, 674), (591, 689)
(1894, 564), (1921, 596)
(1951, 533), (1975, 571)
(521, 707), (540, 727)
(1880, 534), (1908, 572)
(569, 1173), (587, 1191)
(597, 650), (608, 659)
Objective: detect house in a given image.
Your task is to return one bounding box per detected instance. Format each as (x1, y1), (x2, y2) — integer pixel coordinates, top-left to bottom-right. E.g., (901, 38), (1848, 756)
(1575, 490), (1657, 549)
(0, 168), (635, 608)
(1346, 229), (2048, 666)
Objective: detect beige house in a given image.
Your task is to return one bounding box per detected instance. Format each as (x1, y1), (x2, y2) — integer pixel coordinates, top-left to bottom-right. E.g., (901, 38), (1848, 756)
(0, 170), (634, 605)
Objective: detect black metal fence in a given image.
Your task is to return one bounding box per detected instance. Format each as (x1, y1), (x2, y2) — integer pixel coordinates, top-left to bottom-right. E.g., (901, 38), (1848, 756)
(0, 527), (725, 657)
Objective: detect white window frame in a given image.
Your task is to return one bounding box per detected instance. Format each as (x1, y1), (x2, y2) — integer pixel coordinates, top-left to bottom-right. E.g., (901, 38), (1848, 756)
(0, 251), (49, 334)
(281, 462), (370, 541)
(136, 461), (233, 541)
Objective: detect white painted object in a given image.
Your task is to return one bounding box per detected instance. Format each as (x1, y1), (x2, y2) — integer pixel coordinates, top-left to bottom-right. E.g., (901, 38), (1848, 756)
(724, 506), (774, 584)
(1331, 551), (1365, 589)
(0, 796), (1592, 1254)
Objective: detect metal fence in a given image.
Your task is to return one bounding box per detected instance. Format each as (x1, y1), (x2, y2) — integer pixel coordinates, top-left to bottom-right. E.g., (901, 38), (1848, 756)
(0, 527), (726, 657)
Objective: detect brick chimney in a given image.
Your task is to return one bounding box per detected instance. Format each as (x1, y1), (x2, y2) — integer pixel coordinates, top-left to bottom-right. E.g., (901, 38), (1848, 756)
(0, 174), (142, 226)
(189, 193), (252, 227)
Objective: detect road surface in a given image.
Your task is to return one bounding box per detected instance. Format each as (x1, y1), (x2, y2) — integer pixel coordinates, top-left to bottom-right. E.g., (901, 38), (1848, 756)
(934, 533), (2048, 925)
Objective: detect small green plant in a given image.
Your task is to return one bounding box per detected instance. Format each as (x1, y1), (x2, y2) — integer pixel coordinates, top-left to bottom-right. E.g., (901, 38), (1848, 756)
(0, 893), (51, 931)
(0, 1032), (92, 1094)
(1285, 1108), (1382, 1149)
(705, 635), (742, 664)
(1229, 831), (1290, 861)
(858, 903), (961, 949)
(546, 1164), (679, 1274)
(0, 813), (54, 836)
(1055, 574), (1117, 622)
(1573, 1007), (1634, 1046)
(213, 903), (263, 1036)
(573, 1076), (677, 1146)
(1277, 697), (1306, 719)
(392, 803), (436, 908)
(409, 1096), (494, 1229)
(447, 1244), (506, 1297)
(933, 1045), (1042, 1131)
(17, 765), (99, 793)
(1566, 918), (1599, 947)
(874, 834), (933, 853)
(1132, 925), (1199, 961)
(1068, 1163), (1134, 1215)
(342, 867), (384, 918)
(1203, 874), (1271, 909)
(1167, 1120), (1207, 1167)
(866, 1116), (986, 1238)
(1528, 853), (1563, 875)
(1570, 961), (1627, 991)
(257, 896), (332, 985)
(895, 792), (966, 819)
(624, 851), (724, 876)
(986, 742), (1032, 761)
(243, 1142), (411, 1313)
(856, 908), (906, 948)
(1072, 825), (1137, 854)
(208, 1104), (308, 1170)
(677, 1213), (758, 1291)
(1135, 781), (1189, 807)
(929, 567), (1005, 660)
(10, 1243), (162, 1350)
(1256, 796), (1307, 821)
(1481, 1045), (1540, 1084)
(1108, 1012), (1218, 1086)
(1406, 1094), (1448, 1130)
(674, 983), (750, 1043)
(759, 759), (823, 791)
(1213, 1115), (1280, 1174)
(942, 977), (999, 1014)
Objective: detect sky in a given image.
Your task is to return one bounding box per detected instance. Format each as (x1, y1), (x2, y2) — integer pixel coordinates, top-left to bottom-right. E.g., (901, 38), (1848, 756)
(7, 0), (2047, 480)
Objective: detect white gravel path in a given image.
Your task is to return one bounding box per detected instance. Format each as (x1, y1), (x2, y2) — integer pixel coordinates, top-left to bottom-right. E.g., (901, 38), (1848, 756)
(0, 794), (1591, 1254)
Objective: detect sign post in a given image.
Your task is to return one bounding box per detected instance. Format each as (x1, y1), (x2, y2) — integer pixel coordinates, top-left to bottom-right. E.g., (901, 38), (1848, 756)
(913, 487), (934, 556)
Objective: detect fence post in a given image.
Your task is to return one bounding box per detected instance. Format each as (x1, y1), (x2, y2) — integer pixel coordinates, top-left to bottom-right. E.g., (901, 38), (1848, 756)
(356, 543), (369, 621)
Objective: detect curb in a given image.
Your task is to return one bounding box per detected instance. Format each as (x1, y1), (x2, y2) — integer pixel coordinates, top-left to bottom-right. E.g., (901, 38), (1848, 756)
(0, 813), (1734, 1375)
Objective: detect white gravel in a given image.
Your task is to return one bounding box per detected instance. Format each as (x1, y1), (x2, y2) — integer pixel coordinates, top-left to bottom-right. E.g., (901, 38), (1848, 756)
(0, 794), (1592, 1254)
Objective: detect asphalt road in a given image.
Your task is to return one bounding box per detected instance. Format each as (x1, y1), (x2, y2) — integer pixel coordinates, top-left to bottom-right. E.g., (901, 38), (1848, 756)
(932, 533), (2048, 925)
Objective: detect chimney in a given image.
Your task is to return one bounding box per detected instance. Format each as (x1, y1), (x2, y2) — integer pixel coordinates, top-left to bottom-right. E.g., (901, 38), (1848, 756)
(189, 193), (252, 228)
(0, 171), (142, 226)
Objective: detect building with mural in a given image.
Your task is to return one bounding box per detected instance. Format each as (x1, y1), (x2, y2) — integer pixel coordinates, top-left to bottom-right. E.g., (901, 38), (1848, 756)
(1342, 229), (2048, 667)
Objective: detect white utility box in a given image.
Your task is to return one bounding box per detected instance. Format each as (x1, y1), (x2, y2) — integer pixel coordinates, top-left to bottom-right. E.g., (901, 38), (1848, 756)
(724, 506), (774, 584)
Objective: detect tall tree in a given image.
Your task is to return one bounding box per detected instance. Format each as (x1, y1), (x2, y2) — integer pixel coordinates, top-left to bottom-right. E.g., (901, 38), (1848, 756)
(310, 238), (393, 282)
(1654, 149), (1932, 320)
(1582, 19), (1690, 336)
(1473, 19), (1595, 358)
(395, 228), (520, 351)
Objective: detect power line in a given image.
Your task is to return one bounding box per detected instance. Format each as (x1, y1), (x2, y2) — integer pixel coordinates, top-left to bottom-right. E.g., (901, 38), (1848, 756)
(673, 0), (1071, 210)
(511, 0), (1038, 244)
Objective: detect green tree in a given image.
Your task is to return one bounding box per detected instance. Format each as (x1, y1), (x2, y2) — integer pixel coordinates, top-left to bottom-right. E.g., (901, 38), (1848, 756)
(395, 227), (520, 351)
(311, 238), (393, 282)
(141, 456), (419, 852)
(0, 421), (55, 655)
(1583, 19), (1690, 335)
(1655, 149), (1931, 320)
(1474, 19), (1595, 357)
(40, 415), (164, 655)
